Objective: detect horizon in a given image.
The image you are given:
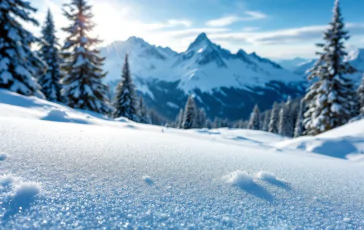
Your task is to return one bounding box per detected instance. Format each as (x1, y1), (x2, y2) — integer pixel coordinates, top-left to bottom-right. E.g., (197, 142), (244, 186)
(29, 0), (364, 59)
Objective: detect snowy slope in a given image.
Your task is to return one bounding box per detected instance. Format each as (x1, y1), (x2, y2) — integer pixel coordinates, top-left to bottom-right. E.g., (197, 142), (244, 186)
(277, 57), (309, 70)
(276, 118), (364, 161)
(101, 33), (304, 93)
(1, 90), (364, 229)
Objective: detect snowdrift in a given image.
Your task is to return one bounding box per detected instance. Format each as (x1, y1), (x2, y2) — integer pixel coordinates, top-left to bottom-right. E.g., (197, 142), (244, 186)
(276, 119), (364, 161)
(0, 89), (364, 229)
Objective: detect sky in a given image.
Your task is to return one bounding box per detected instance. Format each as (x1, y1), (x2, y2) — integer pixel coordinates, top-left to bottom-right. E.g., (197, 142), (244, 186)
(29, 0), (364, 59)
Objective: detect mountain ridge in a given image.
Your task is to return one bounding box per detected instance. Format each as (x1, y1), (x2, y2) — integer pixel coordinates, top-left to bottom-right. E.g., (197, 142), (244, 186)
(100, 33), (306, 121)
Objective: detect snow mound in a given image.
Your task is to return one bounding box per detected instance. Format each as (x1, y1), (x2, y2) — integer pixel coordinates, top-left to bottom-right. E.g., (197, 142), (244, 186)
(224, 171), (273, 201)
(0, 152), (8, 161)
(0, 174), (19, 187)
(276, 119), (364, 160)
(224, 170), (254, 187)
(2, 180), (41, 221)
(255, 171), (290, 189)
(142, 175), (154, 185)
(42, 109), (89, 124)
(12, 182), (41, 200)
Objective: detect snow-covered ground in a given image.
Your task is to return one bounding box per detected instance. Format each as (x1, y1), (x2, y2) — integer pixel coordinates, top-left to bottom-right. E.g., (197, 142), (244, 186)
(1, 89), (364, 229)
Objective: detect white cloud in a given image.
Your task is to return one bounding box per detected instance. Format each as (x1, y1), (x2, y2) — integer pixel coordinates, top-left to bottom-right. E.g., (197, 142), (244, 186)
(206, 11), (267, 27)
(206, 16), (241, 27)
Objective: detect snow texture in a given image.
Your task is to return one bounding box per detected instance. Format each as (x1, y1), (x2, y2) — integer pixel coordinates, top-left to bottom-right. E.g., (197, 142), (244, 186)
(0, 89), (364, 228)
(0, 153), (8, 161)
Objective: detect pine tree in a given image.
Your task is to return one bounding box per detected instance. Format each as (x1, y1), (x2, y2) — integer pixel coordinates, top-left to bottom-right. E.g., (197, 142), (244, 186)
(39, 10), (63, 102)
(176, 109), (184, 128)
(358, 74), (364, 115)
(0, 0), (46, 96)
(149, 109), (166, 126)
(213, 117), (222, 128)
(182, 95), (197, 129)
(195, 108), (207, 128)
(113, 55), (139, 121)
(206, 119), (213, 129)
(304, 0), (356, 135)
(248, 105), (260, 130)
(278, 98), (294, 137)
(262, 110), (271, 131)
(294, 99), (305, 137)
(61, 0), (111, 114)
(221, 119), (229, 128)
(138, 96), (151, 124)
(268, 102), (279, 133)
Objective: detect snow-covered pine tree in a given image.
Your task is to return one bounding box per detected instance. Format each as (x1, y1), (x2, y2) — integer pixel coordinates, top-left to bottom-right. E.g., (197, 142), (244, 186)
(182, 95), (197, 129)
(0, 0), (46, 96)
(358, 74), (364, 115)
(262, 110), (271, 131)
(176, 109), (184, 128)
(38, 9), (63, 102)
(61, 0), (111, 114)
(248, 104), (260, 130)
(213, 117), (221, 128)
(278, 98), (294, 137)
(196, 108), (207, 128)
(294, 99), (305, 137)
(304, 0), (356, 135)
(221, 119), (229, 128)
(138, 96), (151, 124)
(113, 54), (139, 121)
(268, 102), (279, 133)
(206, 119), (213, 129)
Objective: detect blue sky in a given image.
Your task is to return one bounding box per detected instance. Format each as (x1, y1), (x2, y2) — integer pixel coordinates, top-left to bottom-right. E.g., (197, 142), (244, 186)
(29, 0), (364, 59)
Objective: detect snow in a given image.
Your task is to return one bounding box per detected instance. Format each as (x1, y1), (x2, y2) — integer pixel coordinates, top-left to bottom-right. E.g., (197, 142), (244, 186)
(142, 175), (154, 185)
(276, 118), (364, 160)
(0, 152), (8, 161)
(1, 89), (364, 228)
(224, 170), (254, 187)
(100, 34), (304, 93)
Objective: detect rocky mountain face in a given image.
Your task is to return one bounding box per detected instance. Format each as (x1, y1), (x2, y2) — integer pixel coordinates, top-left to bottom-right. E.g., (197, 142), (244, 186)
(100, 33), (306, 121)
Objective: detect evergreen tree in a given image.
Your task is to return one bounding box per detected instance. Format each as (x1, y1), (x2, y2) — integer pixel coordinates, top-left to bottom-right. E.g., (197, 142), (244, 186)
(206, 119), (213, 129)
(221, 119), (229, 128)
(138, 96), (151, 124)
(149, 109), (166, 126)
(0, 0), (46, 96)
(304, 0), (356, 135)
(294, 99), (305, 137)
(213, 117), (222, 128)
(358, 74), (364, 115)
(262, 110), (271, 131)
(278, 98), (294, 137)
(248, 105), (260, 130)
(268, 102), (279, 133)
(182, 95), (197, 129)
(61, 0), (111, 114)
(113, 55), (139, 121)
(176, 109), (184, 128)
(39, 10), (63, 102)
(195, 108), (207, 128)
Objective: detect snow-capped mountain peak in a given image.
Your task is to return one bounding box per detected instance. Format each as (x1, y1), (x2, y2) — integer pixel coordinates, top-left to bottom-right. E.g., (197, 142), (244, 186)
(100, 33), (305, 120)
(186, 33), (213, 52)
(345, 48), (364, 62)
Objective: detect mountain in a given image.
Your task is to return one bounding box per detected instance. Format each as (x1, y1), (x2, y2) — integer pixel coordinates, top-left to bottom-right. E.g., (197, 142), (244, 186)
(100, 33), (305, 121)
(277, 57), (309, 70)
(292, 48), (364, 83)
